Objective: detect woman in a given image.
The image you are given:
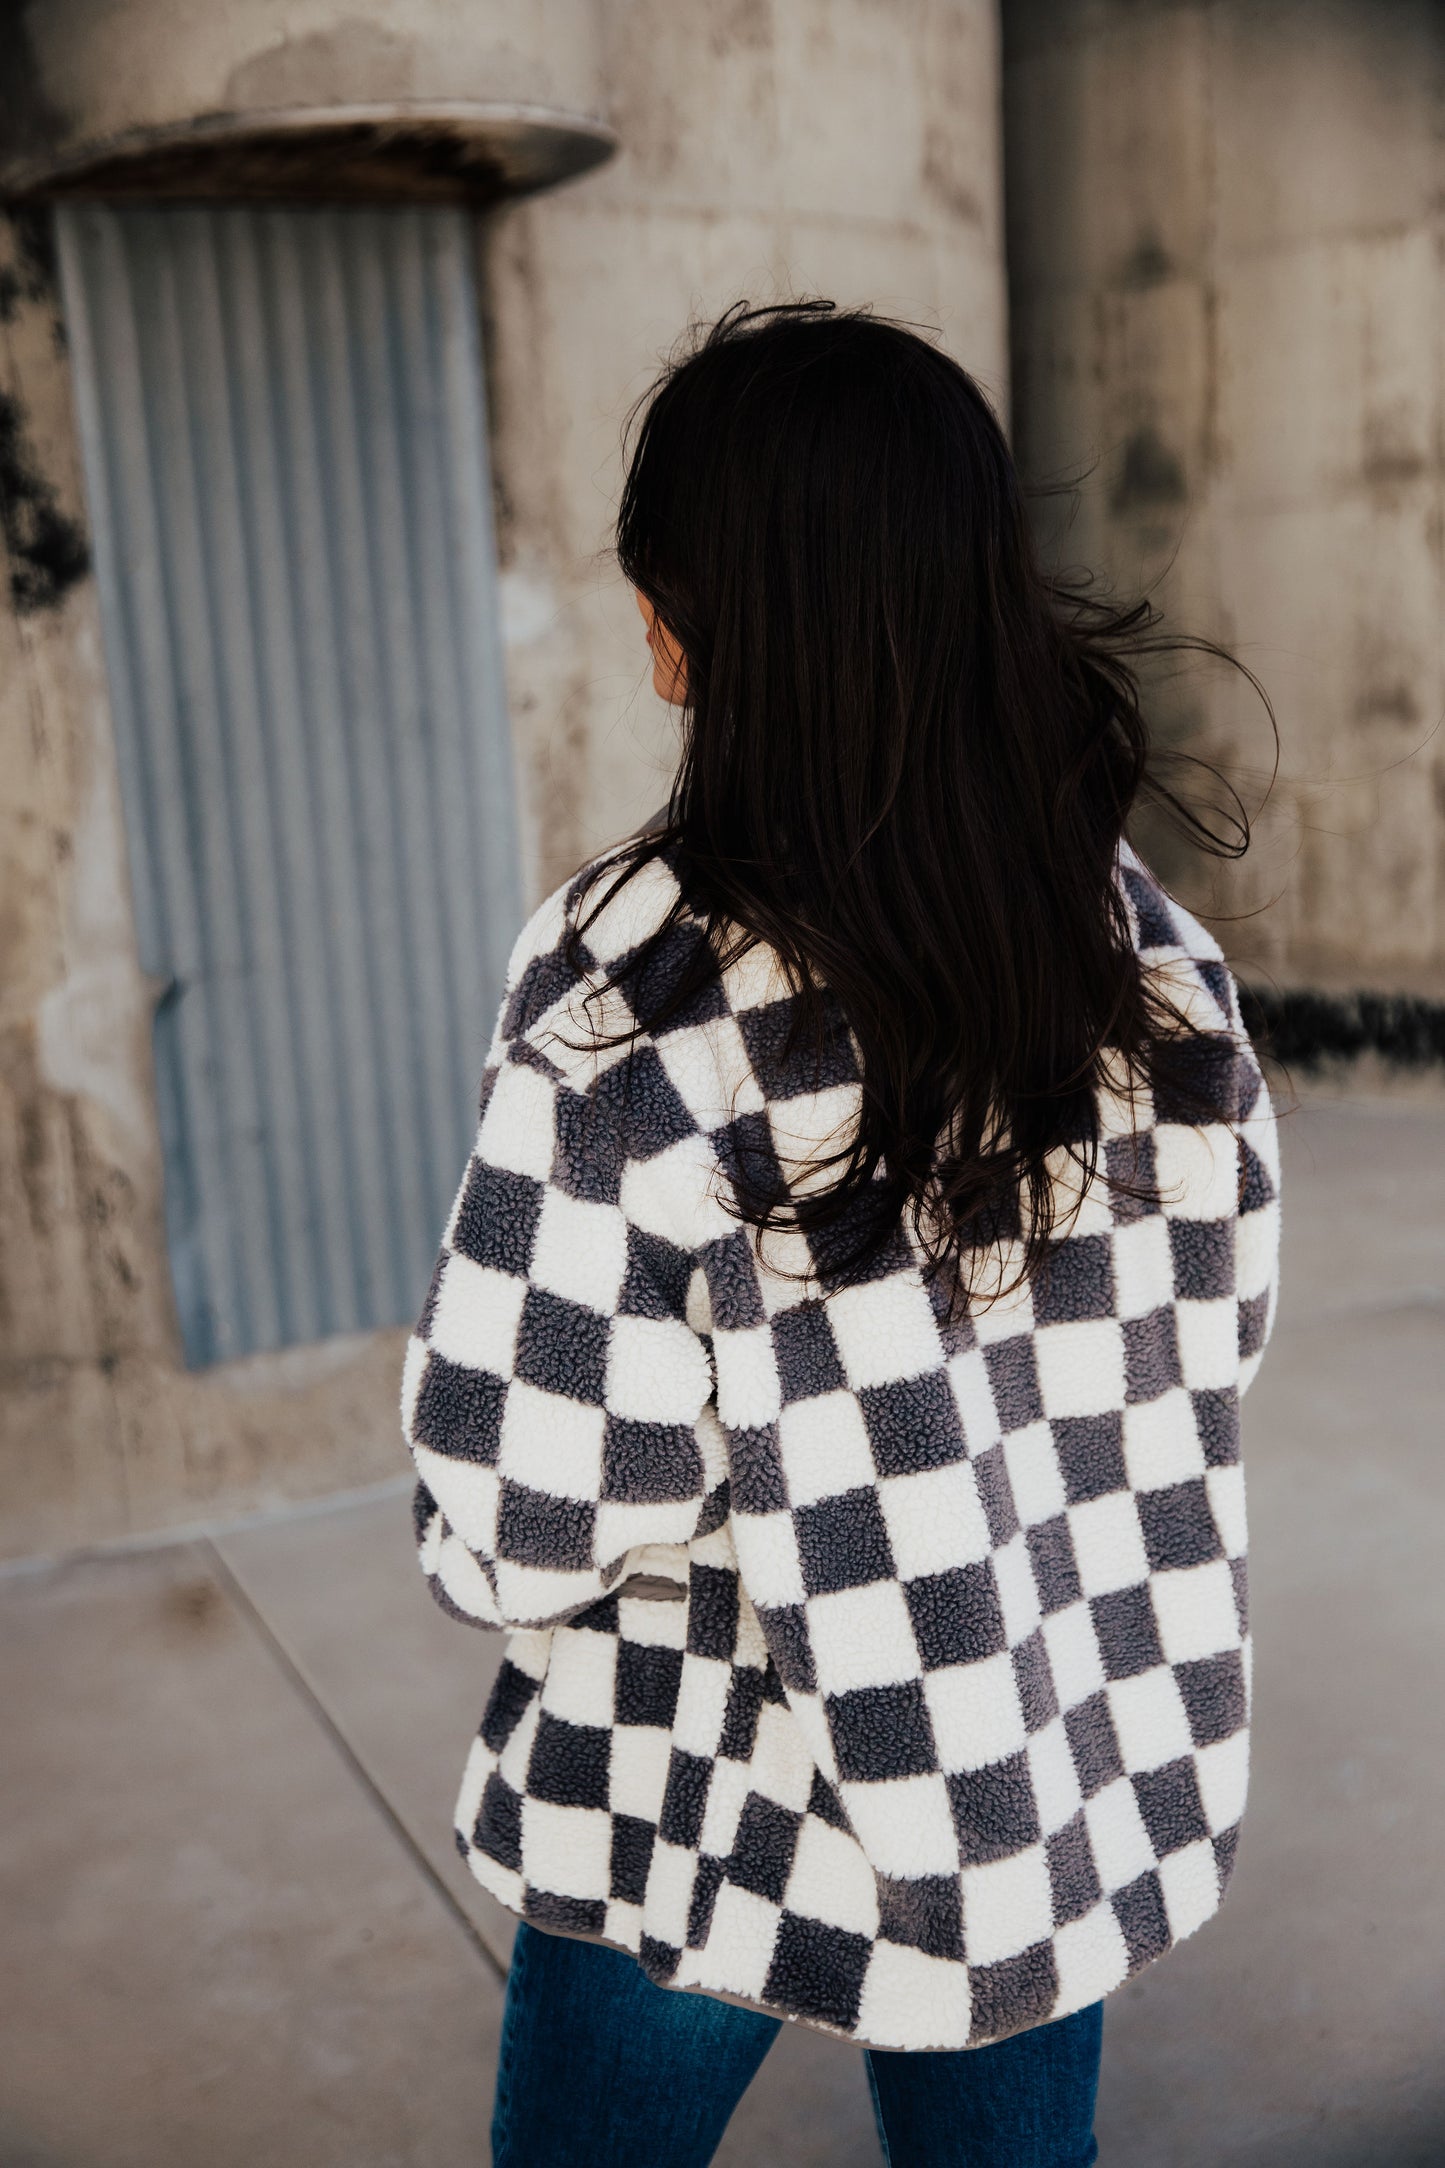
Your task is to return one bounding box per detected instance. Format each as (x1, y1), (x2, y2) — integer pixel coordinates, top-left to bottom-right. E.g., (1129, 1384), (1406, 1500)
(402, 302), (1280, 2167)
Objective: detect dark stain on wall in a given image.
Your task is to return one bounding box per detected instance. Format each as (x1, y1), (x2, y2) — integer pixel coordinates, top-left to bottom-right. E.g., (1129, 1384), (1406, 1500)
(1353, 682), (1421, 728)
(0, 4), (70, 173)
(922, 122), (984, 226)
(1122, 231), (1173, 289)
(1110, 425), (1187, 514)
(0, 205), (58, 322)
(0, 387), (89, 612)
(1361, 415), (1426, 492)
(1242, 984), (1445, 1071)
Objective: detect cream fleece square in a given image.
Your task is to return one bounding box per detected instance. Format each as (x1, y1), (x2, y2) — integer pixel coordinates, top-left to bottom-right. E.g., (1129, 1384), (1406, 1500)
(768, 1084), (861, 1188)
(924, 1652), (1027, 1773)
(604, 1898), (644, 1951)
(1041, 1602), (1106, 1710)
(1084, 1777), (1156, 1893)
(1123, 1390), (1206, 1491)
(962, 1845), (1053, 1965)
(828, 1276), (944, 1388)
(1150, 1558), (1239, 1665)
(644, 1836), (700, 1951)
(1158, 1839), (1221, 1940)
(785, 1818), (880, 1936)
(614, 1589), (689, 1646)
(1051, 1904), (1130, 2013)
(749, 1700), (816, 1811)
(432, 1530), (501, 1626)
(1036, 1319), (1127, 1418)
(520, 1800), (611, 1896)
(755, 1228), (822, 1312)
(1176, 1297), (1238, 1390)
(712, 1324), (783, 1428)
(1004, 1421), (1067, 1527)
(1027, 1719), (1086, 1834)
(857, 1944), (973, 2050)
(400, 1333), (428, 1429)
(1069, 1491), (1150, 1598)
(779, 1391), (876, 1505)
(1107, 1668), (1193, 1774)
(531, 1190), (629, 1314)
(538, 1626), (616, 1725)
(701, 1883), (781, 1998)
(477, 1059), (558, 1180)
(412, 1443), (499, 1555)
(621, 1135), (735, 1247)
(494, 1558), (602, 1633)
(607, 1313), (712, 1423)
(878, 1462), (991, 1578)
(1206, 1462), (1248, 1557)
(581, 855), (681, 964)
(809, 1582), (920, 1695)
(1195, 1729), (1250, 1834)
(733, 1508), (806, 1607)
(607, 1722), (672, 1821)
(1154, 1122), (1237, 1220)
(428, 1253), (525, 1376)
(669, 1651), (732, 1758)
(498, 1379), (605, 1499)
(994, 1530), (1045, 1643)
(657, 1015), (765, 1127)
(970, 1281), (1036, 1343)
(948, 1347), (1005, 1453)
(1110, 1215), (1175, 1320)
(842, 1774), (960, 1878)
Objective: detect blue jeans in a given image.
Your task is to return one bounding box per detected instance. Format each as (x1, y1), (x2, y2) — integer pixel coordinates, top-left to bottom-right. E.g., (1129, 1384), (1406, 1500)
(492, 1921), (1102, 2167)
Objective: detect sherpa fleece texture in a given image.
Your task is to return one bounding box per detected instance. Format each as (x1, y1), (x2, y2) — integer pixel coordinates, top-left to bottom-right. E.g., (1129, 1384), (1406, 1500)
(401, 842), (1280, 2051)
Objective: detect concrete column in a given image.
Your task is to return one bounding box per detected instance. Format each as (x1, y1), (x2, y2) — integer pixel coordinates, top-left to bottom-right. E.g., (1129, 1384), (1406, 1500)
(1005, 0), (1445, 994)
(484, 0), (1009, 896)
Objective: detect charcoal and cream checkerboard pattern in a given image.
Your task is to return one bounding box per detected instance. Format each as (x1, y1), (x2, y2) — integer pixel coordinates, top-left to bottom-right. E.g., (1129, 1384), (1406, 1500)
(402, 843), (1280, 2050)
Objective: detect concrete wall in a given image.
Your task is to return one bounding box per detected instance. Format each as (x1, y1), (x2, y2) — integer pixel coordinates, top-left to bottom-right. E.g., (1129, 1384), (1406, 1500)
(0, 0), (613, 195)
(0, 0), (1006, 1559)
(1005, 0), (1445, 995)
(485, 0), (1008, 898)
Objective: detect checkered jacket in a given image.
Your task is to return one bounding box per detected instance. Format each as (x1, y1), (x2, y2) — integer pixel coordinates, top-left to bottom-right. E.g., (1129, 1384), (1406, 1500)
(401, 841), (1280, 2050)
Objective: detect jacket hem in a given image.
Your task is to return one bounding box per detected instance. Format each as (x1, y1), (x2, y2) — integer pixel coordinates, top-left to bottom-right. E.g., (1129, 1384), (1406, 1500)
(458, 1838), (1082, 2054)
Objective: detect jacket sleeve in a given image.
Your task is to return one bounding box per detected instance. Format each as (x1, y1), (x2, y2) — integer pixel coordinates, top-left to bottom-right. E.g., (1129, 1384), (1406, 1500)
(400, 921), (725, 1632)
(1234, 1048), (1281, 1396)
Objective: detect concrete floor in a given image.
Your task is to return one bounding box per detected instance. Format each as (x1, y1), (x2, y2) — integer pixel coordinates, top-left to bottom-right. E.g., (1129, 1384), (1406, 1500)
(3, 1092), (1443, 2166)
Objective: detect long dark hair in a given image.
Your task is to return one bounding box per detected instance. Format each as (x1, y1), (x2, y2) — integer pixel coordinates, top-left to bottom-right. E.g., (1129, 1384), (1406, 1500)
(575, 300), (1267, 1297)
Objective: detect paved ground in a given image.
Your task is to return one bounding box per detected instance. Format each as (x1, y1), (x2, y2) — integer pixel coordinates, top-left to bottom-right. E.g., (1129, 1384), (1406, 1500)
(3, 1092), (1443, 2166)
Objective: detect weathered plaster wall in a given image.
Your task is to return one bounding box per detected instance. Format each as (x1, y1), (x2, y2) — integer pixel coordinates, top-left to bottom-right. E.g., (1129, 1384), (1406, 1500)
(1005, 0), (1445, 993)
(0, 0), (1007, 1558)
(484, 0), (1008, 898)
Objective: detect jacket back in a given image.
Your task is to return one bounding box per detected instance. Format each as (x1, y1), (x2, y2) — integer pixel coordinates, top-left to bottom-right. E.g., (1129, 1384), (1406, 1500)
(402, 842), (1280, 2049)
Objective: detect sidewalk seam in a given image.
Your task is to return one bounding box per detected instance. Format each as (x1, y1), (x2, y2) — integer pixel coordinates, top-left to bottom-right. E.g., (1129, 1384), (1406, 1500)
(202, 1535), (508, 1987)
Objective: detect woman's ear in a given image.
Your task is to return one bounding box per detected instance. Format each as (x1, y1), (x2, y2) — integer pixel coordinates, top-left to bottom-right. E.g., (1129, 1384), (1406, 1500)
(635, 587), (689, 706)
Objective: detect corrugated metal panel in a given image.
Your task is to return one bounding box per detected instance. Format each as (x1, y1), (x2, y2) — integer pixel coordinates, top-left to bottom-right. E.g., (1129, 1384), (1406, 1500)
(57, 204), (521, 1366)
